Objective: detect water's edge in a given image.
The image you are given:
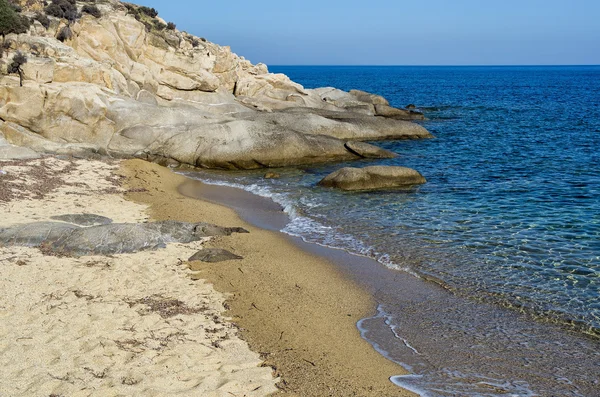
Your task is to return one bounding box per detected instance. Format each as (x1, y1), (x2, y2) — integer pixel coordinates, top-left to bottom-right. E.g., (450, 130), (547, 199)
(178, 174), (600, 397)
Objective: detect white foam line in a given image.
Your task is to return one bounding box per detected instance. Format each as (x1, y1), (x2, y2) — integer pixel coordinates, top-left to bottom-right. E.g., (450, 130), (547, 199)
(390, 375), (430, 397)
(180, 172), (426, 281)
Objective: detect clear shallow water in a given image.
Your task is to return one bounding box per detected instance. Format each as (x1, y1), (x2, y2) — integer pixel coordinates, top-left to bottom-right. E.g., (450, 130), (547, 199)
(182, 66), (600, 395)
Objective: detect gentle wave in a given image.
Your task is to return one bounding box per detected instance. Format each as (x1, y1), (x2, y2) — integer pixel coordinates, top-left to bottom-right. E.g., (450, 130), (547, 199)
(179, 172), (421, 278)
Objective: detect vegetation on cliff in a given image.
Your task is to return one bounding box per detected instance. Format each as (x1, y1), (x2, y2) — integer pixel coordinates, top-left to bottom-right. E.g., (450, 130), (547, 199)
(0, 0), (30, 36)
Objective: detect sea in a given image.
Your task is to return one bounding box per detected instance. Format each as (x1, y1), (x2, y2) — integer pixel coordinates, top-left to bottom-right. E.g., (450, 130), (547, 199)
(182, 66), (600, 396)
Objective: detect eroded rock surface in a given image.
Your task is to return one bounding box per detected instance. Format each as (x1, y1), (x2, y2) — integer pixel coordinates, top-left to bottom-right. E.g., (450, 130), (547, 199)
(0, 0), (431, 168)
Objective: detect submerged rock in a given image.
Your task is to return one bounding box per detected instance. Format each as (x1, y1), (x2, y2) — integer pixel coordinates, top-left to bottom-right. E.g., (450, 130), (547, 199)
(318, 166), (426, 191)
(0, 220), (248, 256)
(188, 248), (243, 263)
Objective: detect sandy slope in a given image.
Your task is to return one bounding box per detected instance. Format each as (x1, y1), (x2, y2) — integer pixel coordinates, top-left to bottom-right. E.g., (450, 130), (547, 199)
(0, 157), (278, 396)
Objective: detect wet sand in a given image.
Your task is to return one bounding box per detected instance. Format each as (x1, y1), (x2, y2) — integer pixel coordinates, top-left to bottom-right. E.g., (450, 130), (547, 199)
(176, 168), (600, 396)
(122, 159), (414, 396)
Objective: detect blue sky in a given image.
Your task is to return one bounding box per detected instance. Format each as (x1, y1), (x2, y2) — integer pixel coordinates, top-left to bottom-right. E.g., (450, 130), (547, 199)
(133, 0), (600, 66)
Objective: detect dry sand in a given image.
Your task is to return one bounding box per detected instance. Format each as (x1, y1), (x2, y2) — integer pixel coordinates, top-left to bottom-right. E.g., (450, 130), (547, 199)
(0, 157), (278, 396)
(122, 159), (414, 397)
(0, 156), (414, 396)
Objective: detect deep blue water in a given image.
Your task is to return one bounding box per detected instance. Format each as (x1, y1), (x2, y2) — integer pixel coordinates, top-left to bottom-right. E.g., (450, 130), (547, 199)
(184, 66), (600, 395)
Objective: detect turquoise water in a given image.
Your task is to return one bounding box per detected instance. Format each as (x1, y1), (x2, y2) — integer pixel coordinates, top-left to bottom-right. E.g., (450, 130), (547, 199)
(183, 66), (600, 395)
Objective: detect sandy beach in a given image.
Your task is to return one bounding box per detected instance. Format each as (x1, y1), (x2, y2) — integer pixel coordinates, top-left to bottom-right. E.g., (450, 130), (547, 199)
(0, 157), (278, 396)
(0, 157), (412, 396)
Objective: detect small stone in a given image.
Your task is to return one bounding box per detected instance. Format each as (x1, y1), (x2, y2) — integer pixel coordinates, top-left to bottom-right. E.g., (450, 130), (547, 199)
(264, 172), (281, 179)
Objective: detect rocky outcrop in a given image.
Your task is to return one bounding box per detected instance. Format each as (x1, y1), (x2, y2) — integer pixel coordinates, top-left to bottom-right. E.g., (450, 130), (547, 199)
(0, 219), (249, 256)
(0, 0), (431, 169)
(318, 166), (427, 191)
(0, 81), (419, 169)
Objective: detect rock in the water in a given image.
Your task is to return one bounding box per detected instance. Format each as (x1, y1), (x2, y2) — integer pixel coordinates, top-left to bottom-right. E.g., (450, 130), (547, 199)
(188, 248), (243, 263)
(50, 214), (113, 226)
(344, 141), (397, 159)
(0, 220), (248, 256)
(264, 172), (281, 179)
(318, 166), (426, 191)
(374, 104), (425, 121)
(406, 104), (416, 109)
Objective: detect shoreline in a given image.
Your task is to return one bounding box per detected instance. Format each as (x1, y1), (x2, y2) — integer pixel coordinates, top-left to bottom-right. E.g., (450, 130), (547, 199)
(176, 167), (600, 396)
(122, 159), (415, 396)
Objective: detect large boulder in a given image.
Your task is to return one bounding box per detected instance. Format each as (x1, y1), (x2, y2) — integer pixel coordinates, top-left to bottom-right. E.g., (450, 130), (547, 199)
(111, 119), (388, 170)
(318, 166), (426, 191)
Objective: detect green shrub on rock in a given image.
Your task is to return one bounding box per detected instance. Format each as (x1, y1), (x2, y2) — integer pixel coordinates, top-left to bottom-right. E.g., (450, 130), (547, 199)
(7, 50), (26, 86)
(152, 19), (165, 30)
(56, 25), (72, 41)
(81, 4), (101, 18)
(45, 0), (78, 21)
(138, 6), (158, 18)
(33, 12), (50, 28)
(0, 0), (31, 36)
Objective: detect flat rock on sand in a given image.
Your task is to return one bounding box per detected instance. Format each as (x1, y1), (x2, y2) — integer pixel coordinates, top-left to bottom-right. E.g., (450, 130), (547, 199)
(0, 220), (249, 257)
(318, 165), (427, 191)
(189, 248), (243, 263)
(50, 213), (113, 226)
